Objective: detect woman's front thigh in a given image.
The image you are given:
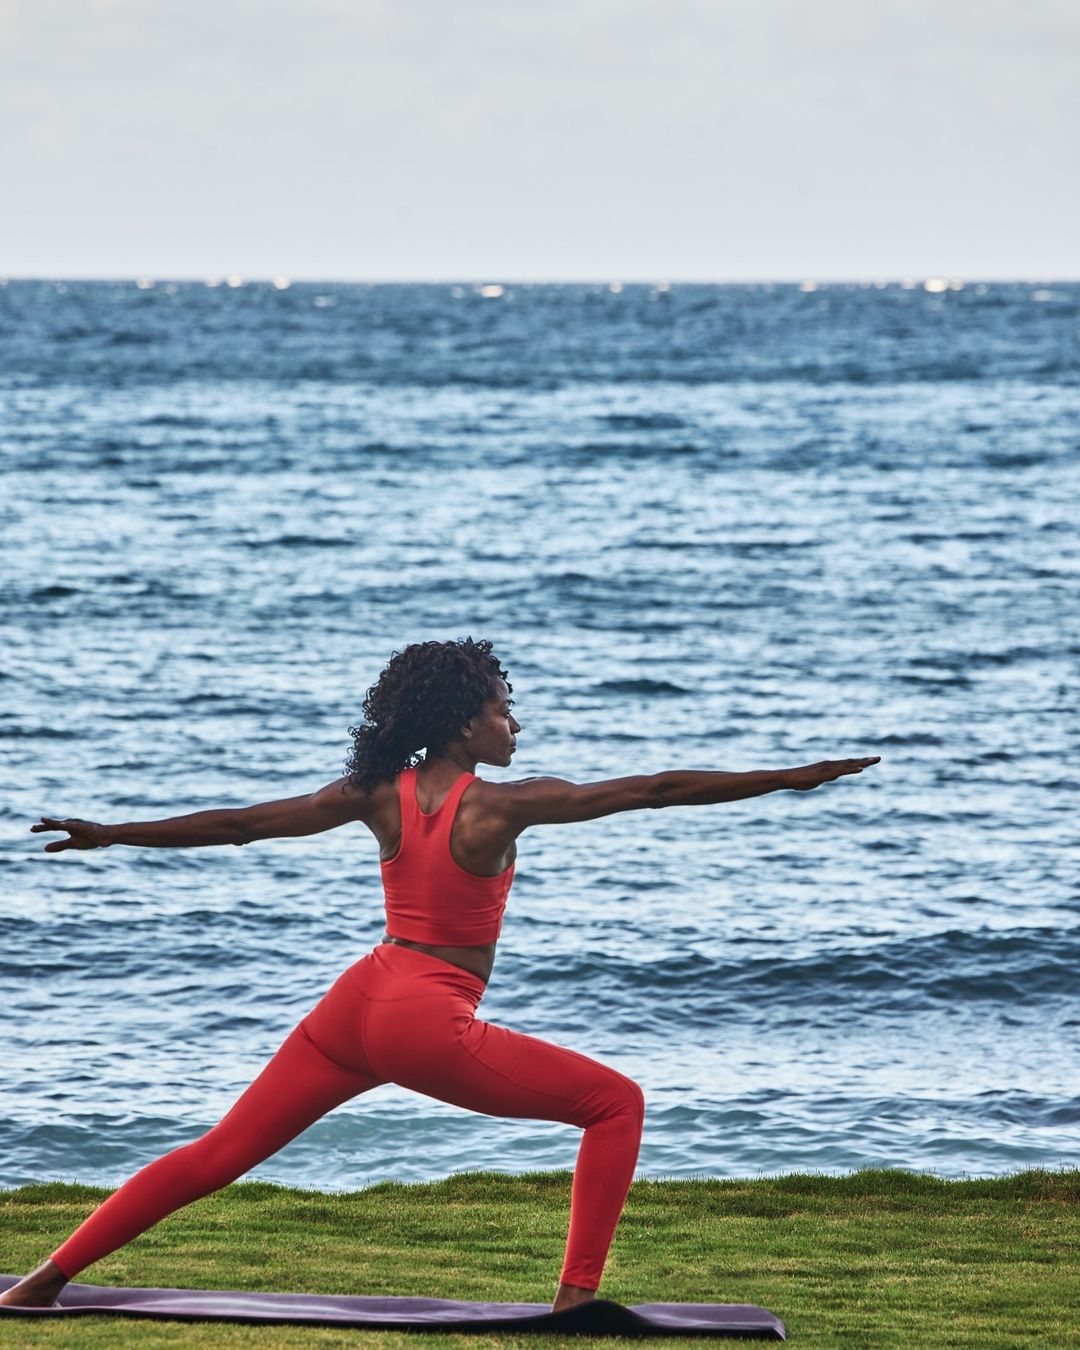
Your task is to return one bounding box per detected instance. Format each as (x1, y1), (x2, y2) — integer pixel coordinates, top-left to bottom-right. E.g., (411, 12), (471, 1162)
(375, 1005), (638, 1129)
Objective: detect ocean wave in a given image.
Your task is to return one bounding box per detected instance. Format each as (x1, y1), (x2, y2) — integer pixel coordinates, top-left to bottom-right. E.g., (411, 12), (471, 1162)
(525, 928), (1080, 1010)
(592, 678), (690, 696)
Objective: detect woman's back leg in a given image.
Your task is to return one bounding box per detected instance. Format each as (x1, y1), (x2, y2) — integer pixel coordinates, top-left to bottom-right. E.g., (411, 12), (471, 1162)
(49, 1017), (385, 1281)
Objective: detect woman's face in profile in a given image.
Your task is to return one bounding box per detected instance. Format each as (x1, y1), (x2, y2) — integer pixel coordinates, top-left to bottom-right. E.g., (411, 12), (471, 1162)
(468, 679), (520, 766)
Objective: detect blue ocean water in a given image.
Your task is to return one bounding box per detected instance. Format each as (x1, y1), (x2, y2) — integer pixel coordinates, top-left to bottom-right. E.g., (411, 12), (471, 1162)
(1, 278), (1077, 1192)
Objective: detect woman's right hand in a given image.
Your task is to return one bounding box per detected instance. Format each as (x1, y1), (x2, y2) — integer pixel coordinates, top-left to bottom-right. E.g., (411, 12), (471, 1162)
(30, 818), (115, 852)
(785, 758), (881, 791)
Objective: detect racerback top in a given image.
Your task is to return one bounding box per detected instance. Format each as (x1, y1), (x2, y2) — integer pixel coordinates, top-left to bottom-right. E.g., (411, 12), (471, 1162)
(381, 765), (515, 945)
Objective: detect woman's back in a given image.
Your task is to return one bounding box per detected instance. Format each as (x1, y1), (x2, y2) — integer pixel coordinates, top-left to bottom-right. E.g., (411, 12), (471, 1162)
(380, 766), (515, 947)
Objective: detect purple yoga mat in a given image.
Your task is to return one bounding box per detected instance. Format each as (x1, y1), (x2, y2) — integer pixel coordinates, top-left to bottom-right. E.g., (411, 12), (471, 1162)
(0, 1277), (785, 1338)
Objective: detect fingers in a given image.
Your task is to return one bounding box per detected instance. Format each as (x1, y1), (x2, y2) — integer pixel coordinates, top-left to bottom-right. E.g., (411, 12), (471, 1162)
(31, 818), (78, 852)
(820, 758), (881, 782)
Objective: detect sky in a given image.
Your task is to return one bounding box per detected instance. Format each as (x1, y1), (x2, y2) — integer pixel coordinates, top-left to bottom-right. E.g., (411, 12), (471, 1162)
(1, 0), (1077, 282)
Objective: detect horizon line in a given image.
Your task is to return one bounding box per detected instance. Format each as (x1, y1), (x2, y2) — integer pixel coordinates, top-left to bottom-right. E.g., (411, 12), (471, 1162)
(3, 273), (1077, 287)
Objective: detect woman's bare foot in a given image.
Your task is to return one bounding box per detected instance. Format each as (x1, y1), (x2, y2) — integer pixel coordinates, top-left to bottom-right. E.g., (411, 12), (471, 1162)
(552, 1281), (596, 1313)
(0, 1259), (68, 1307)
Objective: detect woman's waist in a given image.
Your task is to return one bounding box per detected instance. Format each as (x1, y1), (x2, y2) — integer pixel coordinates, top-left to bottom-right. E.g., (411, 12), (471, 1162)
(380, 934), (495, 985)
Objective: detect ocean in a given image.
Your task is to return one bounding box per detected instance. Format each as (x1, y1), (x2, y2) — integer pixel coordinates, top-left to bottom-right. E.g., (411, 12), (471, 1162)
(1, 277), (1077, 1190)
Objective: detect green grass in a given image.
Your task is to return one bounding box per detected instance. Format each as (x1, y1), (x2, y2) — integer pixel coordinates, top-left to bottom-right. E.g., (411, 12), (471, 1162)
(2, 1168), (1077, 1347)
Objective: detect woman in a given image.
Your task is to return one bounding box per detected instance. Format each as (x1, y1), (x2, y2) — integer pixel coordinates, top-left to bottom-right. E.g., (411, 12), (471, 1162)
(1, 637), (879, 1310)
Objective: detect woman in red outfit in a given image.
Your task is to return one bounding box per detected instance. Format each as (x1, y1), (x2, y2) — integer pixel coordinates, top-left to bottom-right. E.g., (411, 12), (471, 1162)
(1, 637), (879, 1310)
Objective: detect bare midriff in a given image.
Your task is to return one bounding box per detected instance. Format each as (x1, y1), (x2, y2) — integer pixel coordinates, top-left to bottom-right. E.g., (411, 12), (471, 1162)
(380, 934), (496, 984)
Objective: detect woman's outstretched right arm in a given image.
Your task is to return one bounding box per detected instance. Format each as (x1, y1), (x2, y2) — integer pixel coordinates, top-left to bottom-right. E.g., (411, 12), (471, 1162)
(30, 776), (370, 852)
(500, 758), (881, 829)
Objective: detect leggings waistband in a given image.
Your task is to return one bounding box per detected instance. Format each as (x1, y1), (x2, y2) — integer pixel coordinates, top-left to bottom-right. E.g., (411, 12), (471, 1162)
(373, 938), (488, 998)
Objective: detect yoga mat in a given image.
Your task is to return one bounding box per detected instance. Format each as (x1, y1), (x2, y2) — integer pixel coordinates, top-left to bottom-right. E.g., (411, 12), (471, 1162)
(0, 1277), (785, 1338)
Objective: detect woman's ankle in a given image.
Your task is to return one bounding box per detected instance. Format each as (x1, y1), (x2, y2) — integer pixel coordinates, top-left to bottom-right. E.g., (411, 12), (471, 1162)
(0, 1258), (69, 1306)
(552, 1281), (596, 1312)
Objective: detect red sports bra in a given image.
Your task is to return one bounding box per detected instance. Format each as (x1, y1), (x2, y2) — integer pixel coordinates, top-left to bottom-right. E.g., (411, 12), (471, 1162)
(381, 765), (514, 945)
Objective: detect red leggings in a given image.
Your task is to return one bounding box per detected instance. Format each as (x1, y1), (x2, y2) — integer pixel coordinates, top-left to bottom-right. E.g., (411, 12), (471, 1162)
(50, 942), (645, 1291)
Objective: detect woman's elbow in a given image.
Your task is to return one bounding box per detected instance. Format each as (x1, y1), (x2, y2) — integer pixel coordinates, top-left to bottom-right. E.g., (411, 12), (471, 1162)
(228, 807), (261, 845)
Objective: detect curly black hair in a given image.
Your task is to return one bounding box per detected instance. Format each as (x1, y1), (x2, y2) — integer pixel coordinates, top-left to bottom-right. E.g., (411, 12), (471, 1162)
(344, 638), (512, 793)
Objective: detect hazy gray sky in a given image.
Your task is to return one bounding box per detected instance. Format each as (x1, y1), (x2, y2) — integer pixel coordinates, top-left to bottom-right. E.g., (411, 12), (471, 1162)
(2, 0), (1076, 280)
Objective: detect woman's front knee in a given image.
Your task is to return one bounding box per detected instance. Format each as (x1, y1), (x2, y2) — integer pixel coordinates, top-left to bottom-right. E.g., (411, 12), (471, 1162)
(593, 1073), (645, 1129)
(622, 1076), (646, 1124)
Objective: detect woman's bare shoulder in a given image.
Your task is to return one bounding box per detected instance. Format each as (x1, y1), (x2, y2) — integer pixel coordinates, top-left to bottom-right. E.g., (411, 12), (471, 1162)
(319, 773), (399, 818)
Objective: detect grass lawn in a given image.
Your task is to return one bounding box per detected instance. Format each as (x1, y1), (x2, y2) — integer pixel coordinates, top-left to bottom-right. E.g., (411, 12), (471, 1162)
(1, 1167), (1076, 1348)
